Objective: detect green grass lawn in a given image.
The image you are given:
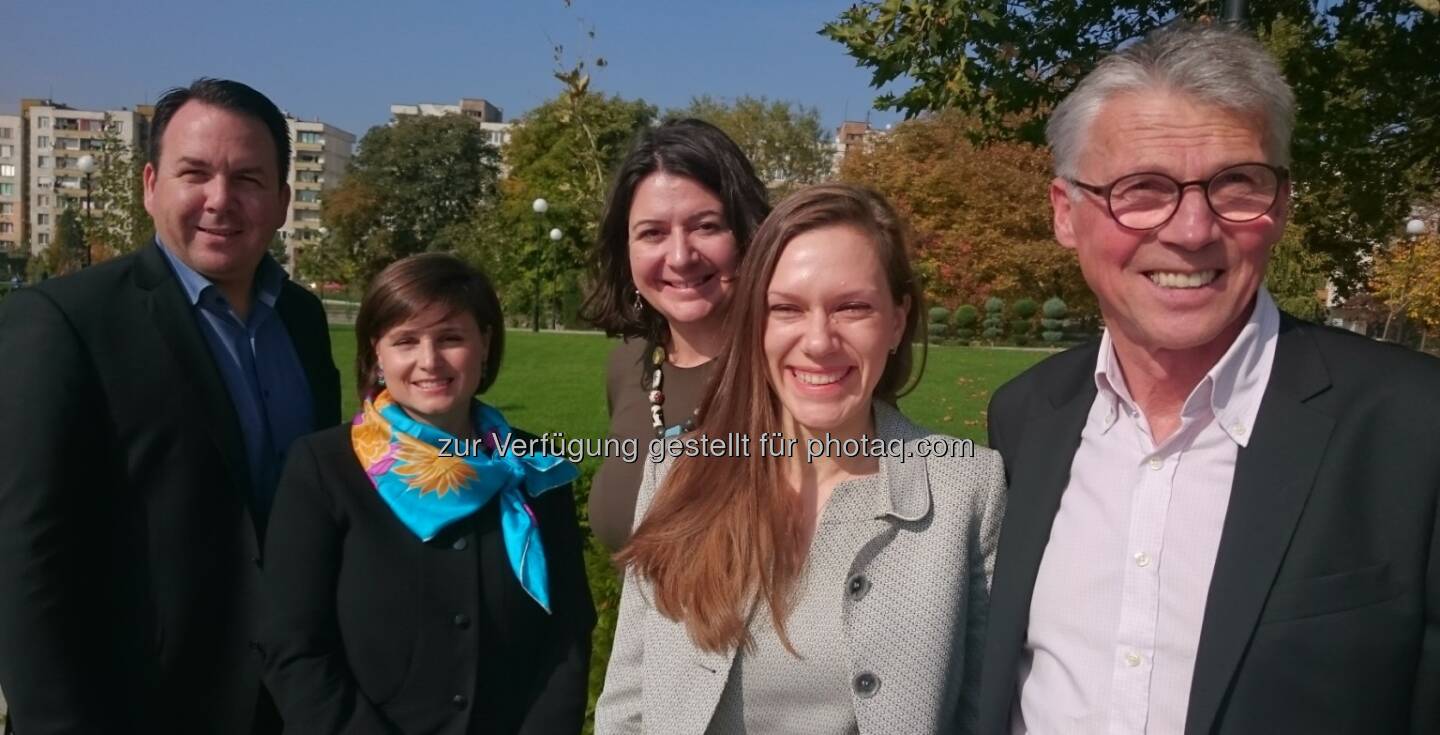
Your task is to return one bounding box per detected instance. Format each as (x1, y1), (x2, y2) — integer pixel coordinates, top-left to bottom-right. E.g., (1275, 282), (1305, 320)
(330, 327), (1049, 446)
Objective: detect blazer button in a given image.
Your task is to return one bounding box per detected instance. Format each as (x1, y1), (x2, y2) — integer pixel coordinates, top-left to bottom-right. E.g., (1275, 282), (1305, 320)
(452, 694), (468, 709)
(453, 613), (471, 629)
(451, 538), (468, 551)
(847, 574), (871, 601)
(853, 671), (880, 698)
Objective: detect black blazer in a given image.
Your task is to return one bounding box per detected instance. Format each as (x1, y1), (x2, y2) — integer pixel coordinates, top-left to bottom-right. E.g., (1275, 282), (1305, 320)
(260, 424), (595, 735)
(0, 244), (341, 735)
(979, 314), (1440, 734)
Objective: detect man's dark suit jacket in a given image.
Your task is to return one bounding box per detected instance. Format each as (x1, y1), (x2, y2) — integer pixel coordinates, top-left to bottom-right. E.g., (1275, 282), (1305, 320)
(0, 244), (341, 735)
(260, 425), (595, 735)
(980, 314), (1440, 734)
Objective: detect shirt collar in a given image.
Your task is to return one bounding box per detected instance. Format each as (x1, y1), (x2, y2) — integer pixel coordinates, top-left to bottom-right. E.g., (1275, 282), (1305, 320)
(154, 238), (287, 311)
(1092, 287), (1280, 447)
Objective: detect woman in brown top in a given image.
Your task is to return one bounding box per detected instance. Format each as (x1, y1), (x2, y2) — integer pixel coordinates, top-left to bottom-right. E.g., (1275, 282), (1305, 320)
(581, 118), (770, 551)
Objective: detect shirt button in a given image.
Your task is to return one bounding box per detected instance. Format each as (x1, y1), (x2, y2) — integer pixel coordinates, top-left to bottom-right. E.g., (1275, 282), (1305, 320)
(853, 671), (881, 698)
(1134, 552), (1150, 567)
(451, 537), (468, 551)
(1125, 652), (1142, 667)
(1148, 457), (1163, 471)
(452, 694), (468, 709)
(453, 613), (470, 629)
(847, 574), (871, 601)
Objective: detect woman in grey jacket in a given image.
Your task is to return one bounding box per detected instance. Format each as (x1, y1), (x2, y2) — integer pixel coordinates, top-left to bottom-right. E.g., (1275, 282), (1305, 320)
(596, 184), (1007, 734)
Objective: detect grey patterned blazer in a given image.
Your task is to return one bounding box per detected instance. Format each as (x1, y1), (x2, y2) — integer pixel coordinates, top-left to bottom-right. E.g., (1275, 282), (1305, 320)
(595, 401), (1008, 734)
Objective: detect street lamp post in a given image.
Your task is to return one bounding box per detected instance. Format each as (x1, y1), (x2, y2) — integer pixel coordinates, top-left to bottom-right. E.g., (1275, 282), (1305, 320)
(77, 154), (96, 267)
(531, 198), (549, 333)
(548, 227), (563, 329)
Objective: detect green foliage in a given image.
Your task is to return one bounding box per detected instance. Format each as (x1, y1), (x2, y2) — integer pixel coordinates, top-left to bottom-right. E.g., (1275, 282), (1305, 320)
(315, 114), (502, 286)
(1012, 297), (1038, 319)
(821, 1), (1440, 293)
(930, 323), (949, 339)
(33, 203), (87, 279)
(984, 296), (1005, 314)
(90, 123), (152, 260)
(464, 92), (656, 328)
(928, 306), (952, 324)
(1009, 318), (1032, 336)
(953, 304), (979, 327)
(671, 95), (833, 197)
(1264, 222), (1330, 321)
(1042, 296), (1069, 319)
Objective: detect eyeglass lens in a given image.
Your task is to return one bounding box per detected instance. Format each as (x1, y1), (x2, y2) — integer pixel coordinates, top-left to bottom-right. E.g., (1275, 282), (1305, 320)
(1109, 164), (1280, 229)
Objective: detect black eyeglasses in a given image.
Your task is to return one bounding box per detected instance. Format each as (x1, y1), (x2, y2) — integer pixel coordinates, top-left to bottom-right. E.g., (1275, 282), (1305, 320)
(1069, 162), (1288, 230)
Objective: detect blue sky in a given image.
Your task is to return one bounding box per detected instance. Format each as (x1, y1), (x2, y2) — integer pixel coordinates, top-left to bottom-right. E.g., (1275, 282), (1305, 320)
(5, 0), (906, 140)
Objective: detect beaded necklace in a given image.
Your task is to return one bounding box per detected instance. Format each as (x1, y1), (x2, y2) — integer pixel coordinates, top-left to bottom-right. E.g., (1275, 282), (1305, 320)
(646, 342), (700, 438)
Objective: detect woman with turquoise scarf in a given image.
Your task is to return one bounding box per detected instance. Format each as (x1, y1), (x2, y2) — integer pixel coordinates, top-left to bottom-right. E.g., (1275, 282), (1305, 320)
(260, 254), (594, 734)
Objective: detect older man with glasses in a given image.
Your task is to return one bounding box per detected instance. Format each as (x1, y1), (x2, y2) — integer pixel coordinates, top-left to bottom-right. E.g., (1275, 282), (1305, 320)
(978, 21), (1440, 735)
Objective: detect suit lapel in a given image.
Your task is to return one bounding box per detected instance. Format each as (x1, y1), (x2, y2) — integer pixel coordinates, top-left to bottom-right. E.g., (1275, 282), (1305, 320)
(135, 244), (254, 499)
(980, 362), (1096, 732)
(1185, 318), (1333, 735)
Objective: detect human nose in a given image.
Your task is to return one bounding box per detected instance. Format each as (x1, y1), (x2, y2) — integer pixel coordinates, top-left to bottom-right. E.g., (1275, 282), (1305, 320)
(664, 228), (698, 268)
(203, 177), (232, 212)
(1157, 184), (1218, 251)
(801, 310), (838, 357)
(416, 339), (440, 370)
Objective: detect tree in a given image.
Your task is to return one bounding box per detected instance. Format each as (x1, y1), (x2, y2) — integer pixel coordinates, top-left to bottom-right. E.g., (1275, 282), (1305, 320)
(821, 1), (1440, 293)
(840, 110), (1094, 318)
(463, 92), (655, 326)
(1371, 231), (1440, 345)
(32, 203), (86, 280)
(90, 121), (153, 260)
(671, 95), (833, 197)
(312, 114), (501, 285)
(1264, 222), (1330, 321)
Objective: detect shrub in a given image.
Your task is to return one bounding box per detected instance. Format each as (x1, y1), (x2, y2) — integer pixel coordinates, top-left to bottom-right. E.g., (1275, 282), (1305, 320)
(1012, 298), (1038, 319)
(952, 304), (979, 328)
(928, 306), (951, 324)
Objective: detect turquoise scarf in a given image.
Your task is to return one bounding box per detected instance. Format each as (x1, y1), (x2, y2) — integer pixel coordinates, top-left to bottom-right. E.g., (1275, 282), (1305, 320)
(351, 390), (578, 612)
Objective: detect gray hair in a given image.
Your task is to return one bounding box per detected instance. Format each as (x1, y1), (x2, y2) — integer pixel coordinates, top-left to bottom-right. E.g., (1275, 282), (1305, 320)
(1046, 21), (1296, 180)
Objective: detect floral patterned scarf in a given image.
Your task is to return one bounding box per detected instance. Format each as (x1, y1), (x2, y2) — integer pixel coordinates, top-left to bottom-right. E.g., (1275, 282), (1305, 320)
(351, 389), (578, 612)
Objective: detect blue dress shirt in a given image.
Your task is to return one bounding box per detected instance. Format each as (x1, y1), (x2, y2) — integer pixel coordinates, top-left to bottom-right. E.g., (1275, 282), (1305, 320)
(156, 240), (315, 521)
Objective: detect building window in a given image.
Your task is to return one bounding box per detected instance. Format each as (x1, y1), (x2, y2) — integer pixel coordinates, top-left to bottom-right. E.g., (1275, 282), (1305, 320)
(38, 117), (50, 129)
(0, 183), (12, 196)
(0, 165), (12, 177)
(297, 131), (323, 144)
(38, 136), (50, 149)
(38, 233), (49, 245)
(297, 189), (320, 202)
(0, 222), (12, 234)
(37, 214), (48, 225)
(37, 157), (50, 169)
(297, 171), (321, 183)
(0, 128), (11, 139)
(38, 195), (49, 207)
(0, 145), (11, 157)
(0, 203), (12, 214)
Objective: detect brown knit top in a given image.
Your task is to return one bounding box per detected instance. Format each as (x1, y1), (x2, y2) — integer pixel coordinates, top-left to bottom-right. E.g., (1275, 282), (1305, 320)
(588, 338), (717, 552)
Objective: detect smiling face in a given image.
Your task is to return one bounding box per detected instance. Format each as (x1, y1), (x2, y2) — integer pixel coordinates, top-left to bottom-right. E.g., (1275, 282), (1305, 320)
(1051, 90), (1287, 359)
(144, 100), (290, 290)
(764, 224), (909, 440)
(374, 304), (489, 437)
(627, 172), (740, 337)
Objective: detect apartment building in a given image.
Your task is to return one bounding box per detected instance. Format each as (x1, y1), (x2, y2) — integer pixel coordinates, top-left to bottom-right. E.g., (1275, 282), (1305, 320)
(390, 97), (512, 149)
(281, 117), (354, 273)
(23, 99), (147, 256)
(0, 115), (22, 253)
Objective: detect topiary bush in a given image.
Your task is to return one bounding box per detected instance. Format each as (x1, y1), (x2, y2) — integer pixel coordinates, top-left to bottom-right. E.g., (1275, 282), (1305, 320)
(1041, 296), (1068, 343)
(952, 304), (979, 342)
(982, 297), (1006, 342)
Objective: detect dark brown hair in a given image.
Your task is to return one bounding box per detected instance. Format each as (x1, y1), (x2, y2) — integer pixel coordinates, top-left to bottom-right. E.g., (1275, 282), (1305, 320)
(354, 253), (505, 400)
(616, 184), (925, 654)
(580, 118), (770, 344)
(150, 78), (292, 186)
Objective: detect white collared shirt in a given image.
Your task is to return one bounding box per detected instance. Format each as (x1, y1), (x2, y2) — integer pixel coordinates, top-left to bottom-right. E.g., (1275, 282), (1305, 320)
(1014, 288), (1280, 735)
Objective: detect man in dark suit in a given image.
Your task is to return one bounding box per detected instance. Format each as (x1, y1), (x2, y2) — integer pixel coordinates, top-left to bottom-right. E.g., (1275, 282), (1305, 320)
(0, 79), (340, 735)
(979, 22), (1439, 735)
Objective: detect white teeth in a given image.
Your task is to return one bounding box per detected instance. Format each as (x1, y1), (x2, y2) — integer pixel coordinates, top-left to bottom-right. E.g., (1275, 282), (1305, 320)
(414, 379), (450, 388)
(667, 276), (710, 289)
(1148, 270), (1218, 288)
(794, 369), (846, 386)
